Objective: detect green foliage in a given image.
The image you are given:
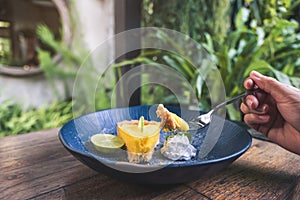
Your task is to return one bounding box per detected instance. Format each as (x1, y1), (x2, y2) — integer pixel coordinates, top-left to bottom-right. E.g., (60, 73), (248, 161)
(112, 49), (201, 107)
(143, 0), (230, 43)
(0, 37), (13, 65)
(36, 24), (112, 113)
(141, 1), (239, 108)
(0, 100), (73, 138)
(36, 24), (81, 99)
(139, 0), (300, 120)
(206, 0), (300, 119)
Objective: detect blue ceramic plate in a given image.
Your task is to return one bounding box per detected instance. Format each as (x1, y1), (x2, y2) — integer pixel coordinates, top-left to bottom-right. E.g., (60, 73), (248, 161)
(59, 105), (252, 184)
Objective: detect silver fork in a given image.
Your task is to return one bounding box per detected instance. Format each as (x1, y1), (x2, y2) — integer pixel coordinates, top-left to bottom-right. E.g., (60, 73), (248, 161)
(192, 91), (255, 128)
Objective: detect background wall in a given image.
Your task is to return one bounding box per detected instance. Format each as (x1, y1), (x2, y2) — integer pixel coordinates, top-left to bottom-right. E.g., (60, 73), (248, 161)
(0, 0), (115, 109)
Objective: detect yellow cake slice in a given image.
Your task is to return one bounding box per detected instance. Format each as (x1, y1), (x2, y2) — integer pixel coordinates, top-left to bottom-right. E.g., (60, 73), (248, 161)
(117, 118), (160, 163)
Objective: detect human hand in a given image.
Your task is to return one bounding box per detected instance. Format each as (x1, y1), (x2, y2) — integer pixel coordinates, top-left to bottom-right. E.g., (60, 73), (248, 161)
(240, 70), (300, 155)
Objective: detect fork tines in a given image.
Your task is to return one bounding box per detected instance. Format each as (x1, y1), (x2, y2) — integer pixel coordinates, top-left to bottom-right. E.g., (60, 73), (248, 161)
(189, 119), (207, 128)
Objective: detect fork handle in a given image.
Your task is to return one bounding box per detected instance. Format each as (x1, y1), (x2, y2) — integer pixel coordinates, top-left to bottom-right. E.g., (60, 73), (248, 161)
(213, 93), (247, 110)
(213, 88), (262, 110)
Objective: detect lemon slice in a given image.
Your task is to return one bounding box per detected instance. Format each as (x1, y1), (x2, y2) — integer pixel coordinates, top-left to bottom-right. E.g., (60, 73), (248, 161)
(91, 134), (124, 152)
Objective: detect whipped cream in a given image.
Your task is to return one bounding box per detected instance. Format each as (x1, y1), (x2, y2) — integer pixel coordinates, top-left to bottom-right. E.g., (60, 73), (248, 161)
(161, 134), (196, 161)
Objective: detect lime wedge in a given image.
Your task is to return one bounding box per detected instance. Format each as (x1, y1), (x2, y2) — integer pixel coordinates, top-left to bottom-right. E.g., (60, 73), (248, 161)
(138, 116), (144, 132)
(91, 134), (124, 152)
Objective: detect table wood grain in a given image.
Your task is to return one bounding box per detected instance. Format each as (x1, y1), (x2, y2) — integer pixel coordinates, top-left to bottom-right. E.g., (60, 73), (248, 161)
(1, 128), (299, 200)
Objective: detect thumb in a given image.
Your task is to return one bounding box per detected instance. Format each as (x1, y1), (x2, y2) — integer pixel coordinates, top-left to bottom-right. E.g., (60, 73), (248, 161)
(249, 71), (287, 101)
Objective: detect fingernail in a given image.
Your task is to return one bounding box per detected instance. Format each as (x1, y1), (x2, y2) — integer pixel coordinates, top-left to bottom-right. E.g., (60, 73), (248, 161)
(246, 99), (252, 107)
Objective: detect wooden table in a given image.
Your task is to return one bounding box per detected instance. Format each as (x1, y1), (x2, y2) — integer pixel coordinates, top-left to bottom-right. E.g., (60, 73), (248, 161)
(1, 128), (300, 200)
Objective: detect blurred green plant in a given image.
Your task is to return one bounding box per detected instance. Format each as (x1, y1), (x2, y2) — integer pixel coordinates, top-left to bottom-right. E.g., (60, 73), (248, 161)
(143, 0), (230, 43)
(112, 49), (201, 107)
(137, 0), (300, 120)
(36, 24), (80, 99)
(0, 37), (13, 66)
(204, 0), (300, 119)
(36, 24), (112, 113)
(0, 100), (73, 137)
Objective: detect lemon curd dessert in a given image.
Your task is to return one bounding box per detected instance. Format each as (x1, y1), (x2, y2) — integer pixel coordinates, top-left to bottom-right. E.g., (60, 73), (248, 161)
(117, 117), (161, 163)
(117, 104), (192, 163)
